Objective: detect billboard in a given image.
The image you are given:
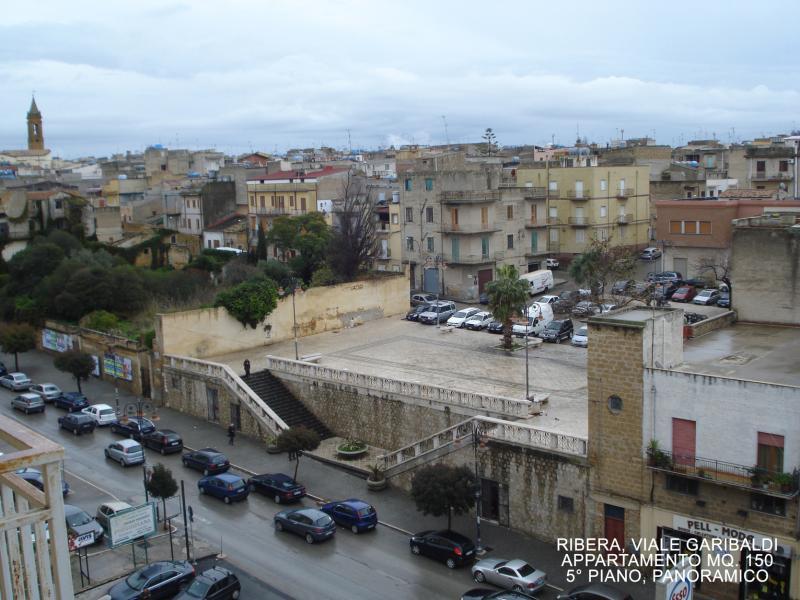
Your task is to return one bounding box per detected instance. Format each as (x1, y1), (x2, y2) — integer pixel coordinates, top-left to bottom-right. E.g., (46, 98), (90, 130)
(108, 503), (157, 548)
(103, 353), (134, 381)
(42, 329), (74, 353)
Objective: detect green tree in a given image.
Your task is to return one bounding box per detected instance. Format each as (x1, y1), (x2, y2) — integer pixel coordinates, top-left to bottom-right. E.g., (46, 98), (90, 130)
(258, 259), (292, 289)
(0, 323), (37, 372)
(410, 464), (476, 531)
(7, 243), (65, 294)
(214, 278), (278, 329)
(310, 264), (339, 287)
(276, 426), (321, 481)
(568, 238), (637, 302)
(145, 463), (178, 530)
(53, 350), (95, 393)
(486, 264), (529, 350)
(482, 128), (498, 156)
(267, 213), (331, 282)
(256, 226), (268, 261)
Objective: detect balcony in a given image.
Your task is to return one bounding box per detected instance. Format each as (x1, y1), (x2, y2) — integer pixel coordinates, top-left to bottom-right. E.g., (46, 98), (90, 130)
(250, 206), (308, 216)
(546, 216), (561, 225)
(752, 171), (793, 182)
(524, 218), (547, 228)
(376, 223), (391, 234)
(548, 242), (560, 253)
(706, 169), (728, 179)
(440, 223), (501, 234)
(568, 216), (589, 227)
(499, 176), (519, 188)
(647, 448), (799, 499)
(442, 253), (499, 265)
(616, 213), (633, 225)
(567, 189), (591, 200)
(523, 187), (547, 200)
(525, 248), (548, 257)
(375, 250), (392, 260)
(439, 190), (501, 204)
(616, 187), (635, 198)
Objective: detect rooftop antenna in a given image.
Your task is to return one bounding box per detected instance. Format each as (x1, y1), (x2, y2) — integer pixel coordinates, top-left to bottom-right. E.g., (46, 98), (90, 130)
(551, 133), (555, 146)
(441, 115), (450, 147)
(347, 129), (352, 155)
(620, 128), (625, 141)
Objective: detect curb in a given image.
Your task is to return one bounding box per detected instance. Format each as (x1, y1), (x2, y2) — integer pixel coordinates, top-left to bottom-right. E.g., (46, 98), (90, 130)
(183, 445), (413, 537)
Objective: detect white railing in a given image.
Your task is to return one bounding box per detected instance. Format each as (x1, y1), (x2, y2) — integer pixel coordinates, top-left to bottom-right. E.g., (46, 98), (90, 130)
(166, 355), (288, 435)
(480, 415), (588, 457)
(0, 414), (73, 599)
(265, 356), (531, 419)
(380, 418), (480, 475)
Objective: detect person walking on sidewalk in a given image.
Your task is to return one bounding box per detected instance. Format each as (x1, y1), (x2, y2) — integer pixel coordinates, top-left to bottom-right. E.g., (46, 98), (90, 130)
(243, 359), (251, 379)
(227, 423), (236, 446)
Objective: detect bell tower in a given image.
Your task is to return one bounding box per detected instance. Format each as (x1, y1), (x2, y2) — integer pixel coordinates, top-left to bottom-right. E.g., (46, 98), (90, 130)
(27, 96), (44, 151)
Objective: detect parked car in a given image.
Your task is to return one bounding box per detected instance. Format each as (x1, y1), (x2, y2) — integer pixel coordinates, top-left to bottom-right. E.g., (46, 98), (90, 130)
(671, 286), (698, 302)
(174, 566), (241, 600)
(640, 247), (662, 260)
(610, 280), (635, 296)
(557, 583), (633, 600)
(629, 282), (653, 299)
(58, 413), (96, 435)
(717, 290), (731, 308)
(553, 289), (589, 313)
(110, 416), (156, 440)
(406, 303), (432, 321)
(464, 311), (494, 330)
(12, 393), (45, 415)
(64, 504), (104, 544)
(545, 257), (559, 269)
(540, 320), (574, 343)
(54, 392), (89, 412)
(320, 498), (378, 534)
(0, 372), (32, 391)
(96, 501), (132, 530)
(486, 320), (504, 334)
(653, 281), (679, 301)
(600, 303), (619, 314)
(471, 557), (548, 594)
(693, 288), (720, 305)
(248, 472), (305, 503)
(16, 467), (70, 496)
(478, 292), (489, 305)
(682, 277), (710, 288)
(512, 302), (555, 337)
(411, 293), (437, 306)
(141, 429), (183, 455)
(538, 295), (559, 305)
(82, 403), (117, 426)
(274, 507), (336, 544)
(447, 307), (481, 328)
(571, 326), (588, 348)
(182, 448), (230, 476)
(418, 301), (457, 325)
(28, 383), (62, 402)
(647, 271), (683, 284)
(520, 269), (554, 296)
(0, 361), (6, 377)
(198, 473), (249, 504)
(571, 301), (600, 318)
(104, 439), (145, 467)
(461, 590), (533, 600)
(410, 529), (476, 569)
(107, 560), (195, 600)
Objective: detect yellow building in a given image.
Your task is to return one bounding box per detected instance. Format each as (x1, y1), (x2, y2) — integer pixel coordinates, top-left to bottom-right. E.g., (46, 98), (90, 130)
(515, 165), (651, 254)
(375, 199), (403, 273)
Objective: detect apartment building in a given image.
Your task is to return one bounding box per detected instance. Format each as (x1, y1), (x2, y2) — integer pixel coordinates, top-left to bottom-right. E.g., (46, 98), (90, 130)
(515, 164), (651, 255)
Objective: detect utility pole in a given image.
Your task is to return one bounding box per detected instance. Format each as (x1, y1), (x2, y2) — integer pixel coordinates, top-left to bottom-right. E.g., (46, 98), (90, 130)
(472, 422), (484, 555)
(292, 279), (299, 360)
(180, 480), (190, 562)
(441, 115), (450, 147)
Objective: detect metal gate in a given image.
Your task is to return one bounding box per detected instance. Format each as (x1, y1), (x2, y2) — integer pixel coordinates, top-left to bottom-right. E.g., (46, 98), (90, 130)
(423, 267), (439, 294)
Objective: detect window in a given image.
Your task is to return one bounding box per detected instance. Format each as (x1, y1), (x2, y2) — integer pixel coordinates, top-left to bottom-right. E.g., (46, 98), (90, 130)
(426, 207), (434, 223)
(600, 179), (608, 191)
(427, 237), (434, 252)
(751, 494), (786, 517)
(300, 197), (306, 211)
(757, 433), (784, 473)
(575, 229), (586, 243)
(597, 228), (609, 241)
(481, 207), (489, 226)
(558, 495), (574, 512)
(481, 237), (490, 258)
(549, 228), (559, 242)
(425, 178), (433, 191)
(506, 205), (514, 219)
(619, 178), (626, 191)
(530, 231), (538, 252)
(54, 200), (63, 209)
(549, 206), (557, 219)
(405, 207), (413, 222)
(289, 197), (294, 207)
(548, 181), (558, 192)
(530, 205), (537, 224)
(507, 234), (514, 249)
(405, 236), (414, 251)
(404, 178), (412, 191)
(600, 205), (607, 218)
(391, 213), (399, 224)
(779, 160), (789, 172)
(259, 195), (265, 208)
(669, 221), (712, 235)
(249, 194), (255, 207)
(666, 475), (698, 496)
(756, 160), (766, 172)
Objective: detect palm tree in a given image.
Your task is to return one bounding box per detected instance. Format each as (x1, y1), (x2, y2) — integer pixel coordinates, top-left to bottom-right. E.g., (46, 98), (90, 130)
(486, 264), (529, 350)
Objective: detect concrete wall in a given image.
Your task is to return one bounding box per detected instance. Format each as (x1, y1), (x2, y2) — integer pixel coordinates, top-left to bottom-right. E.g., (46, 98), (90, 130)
(157, 274), (409, 358)
(731, 226), (800, 324)
(643, 368), (800, 473)
(687, 309), (736, 338)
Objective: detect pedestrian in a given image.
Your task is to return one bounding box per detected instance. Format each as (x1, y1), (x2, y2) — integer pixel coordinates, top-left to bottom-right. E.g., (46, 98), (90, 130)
(243, 359), (251, 379)
(228, 423), (236, 446)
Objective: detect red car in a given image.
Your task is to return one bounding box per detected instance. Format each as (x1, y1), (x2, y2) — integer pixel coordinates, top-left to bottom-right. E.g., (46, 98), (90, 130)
(671, 286), (697, 302)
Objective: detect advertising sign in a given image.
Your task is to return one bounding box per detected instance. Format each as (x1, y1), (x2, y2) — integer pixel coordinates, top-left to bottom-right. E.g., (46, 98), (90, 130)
(666, 577), (692, 600)
(672, 516), (775, 550)
(91, 355), (100, 377)
(68, 531), (95, 551)
(42, 329), (74, 353)
(103, 353), (134, 381)
(108, 503), (157, 548)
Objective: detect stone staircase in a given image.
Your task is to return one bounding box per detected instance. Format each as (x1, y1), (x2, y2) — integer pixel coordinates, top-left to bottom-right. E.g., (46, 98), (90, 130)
(245, 370), (332, 439)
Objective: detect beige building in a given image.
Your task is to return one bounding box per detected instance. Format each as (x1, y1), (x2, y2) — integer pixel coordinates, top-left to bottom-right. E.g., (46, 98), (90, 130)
(374, 194), (403, 273)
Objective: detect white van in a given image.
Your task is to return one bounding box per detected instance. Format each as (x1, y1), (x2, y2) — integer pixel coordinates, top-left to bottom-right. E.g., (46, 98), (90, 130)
(512, 302), (555, 337)
(520, 269), (554, 296)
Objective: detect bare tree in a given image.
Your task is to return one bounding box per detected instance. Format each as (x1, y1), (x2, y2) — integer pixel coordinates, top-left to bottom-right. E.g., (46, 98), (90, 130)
(693, 255), (731, 287)
(327, 170), (377, 280)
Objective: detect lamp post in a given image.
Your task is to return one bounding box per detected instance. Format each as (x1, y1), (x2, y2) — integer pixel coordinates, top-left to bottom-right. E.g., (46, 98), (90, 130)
(472, 421), (484, 555)
(290, 278), (299, 361)
(522, 303), (534, 402)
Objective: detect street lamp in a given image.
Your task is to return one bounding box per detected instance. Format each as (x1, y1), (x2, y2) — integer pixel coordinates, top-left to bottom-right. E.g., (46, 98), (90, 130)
(472, 421), (485, 556)
(290, 278), (299, 361)
(522, 303), (534, 402)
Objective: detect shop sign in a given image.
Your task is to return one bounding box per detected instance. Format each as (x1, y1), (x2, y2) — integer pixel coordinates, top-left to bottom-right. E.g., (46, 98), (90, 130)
(672, 516), (775, 550)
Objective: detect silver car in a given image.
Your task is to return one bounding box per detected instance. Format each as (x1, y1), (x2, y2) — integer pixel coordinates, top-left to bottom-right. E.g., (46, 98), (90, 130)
(471, 558), (547, 594)
(64, 504), (104, 544)
(28, 383), (62, 402)
(11, 393), (45, 414)
(0, 372), (32, 391)
(95, 501), (132, 530)
(104, 439), (145, 467)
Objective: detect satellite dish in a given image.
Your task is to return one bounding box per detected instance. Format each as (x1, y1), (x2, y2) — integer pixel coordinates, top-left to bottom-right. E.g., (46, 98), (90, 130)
(5, 191), (27, 220)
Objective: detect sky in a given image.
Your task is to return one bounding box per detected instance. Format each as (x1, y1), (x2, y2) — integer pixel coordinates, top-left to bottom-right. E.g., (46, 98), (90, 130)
(1, 0), (799, 159)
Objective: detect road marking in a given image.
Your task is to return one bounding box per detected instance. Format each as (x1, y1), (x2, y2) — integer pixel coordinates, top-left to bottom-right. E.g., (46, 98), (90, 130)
(64, 468), (121, 502)
(546, 582), (565, 592)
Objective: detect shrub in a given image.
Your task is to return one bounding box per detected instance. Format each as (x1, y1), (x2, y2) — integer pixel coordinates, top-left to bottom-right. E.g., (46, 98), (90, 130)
(214, 278), (278, 328)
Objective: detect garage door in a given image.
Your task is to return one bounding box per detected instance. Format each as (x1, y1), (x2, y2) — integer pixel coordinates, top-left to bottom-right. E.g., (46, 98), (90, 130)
(673, 257), (688, 278)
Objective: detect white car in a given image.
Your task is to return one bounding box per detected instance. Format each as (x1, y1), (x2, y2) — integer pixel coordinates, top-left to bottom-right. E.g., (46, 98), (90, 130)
(81, 404), (117, 426)
(640, 247), (662, 260)
(95, 501), (132, 530)
(693, 289), (721, 305)
(0, 372), (32, 391)
(446, 307), (481, 328)
(545, 257), (560, 269)
(538, 295), (559, 305)
(463, 311), (494, 330)
(571, 325), (588, 347)
(28, 383), (62, 403)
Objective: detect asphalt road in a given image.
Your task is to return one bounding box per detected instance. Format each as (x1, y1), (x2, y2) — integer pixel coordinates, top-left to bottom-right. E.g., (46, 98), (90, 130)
(0, 358), (499, 600)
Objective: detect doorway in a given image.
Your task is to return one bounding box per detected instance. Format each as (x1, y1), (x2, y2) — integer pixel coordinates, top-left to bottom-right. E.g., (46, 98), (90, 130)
(423, 268), (439, 294)
(477, 269), (493, 294)
(140, 367), (151, 399)
(604, 504), (625, 554)
(230, 403), (241, 431)
(480, 479), (509, 526)
(206, 387), (219, 422)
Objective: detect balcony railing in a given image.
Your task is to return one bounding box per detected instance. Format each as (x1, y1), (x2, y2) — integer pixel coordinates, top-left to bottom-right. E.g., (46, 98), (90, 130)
(523, 187), (547, 200)
(524, 218), (546, 228)
(442, 253), (495, 265)
(499, 177), (519, 188)
(546, 216), (561, 225)
(440, 223), (500, 234)
(249, 206), (309, 216)
(617, 213), (633, 225)
(548, 242), (560, 253)
(375, 250), (392, 259)
(439, 190), (501, 204)
(752, 171), (793, 181)
(647, 448), (799, 499)
(616, 187), (635, 198)
(568, 216), (589, 226)
(566, 189), (591, 200)
(706, 169), (728, 179)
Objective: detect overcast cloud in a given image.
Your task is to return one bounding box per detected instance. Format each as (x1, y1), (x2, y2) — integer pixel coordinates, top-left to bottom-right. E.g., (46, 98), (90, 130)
(1, 0), (798, 158)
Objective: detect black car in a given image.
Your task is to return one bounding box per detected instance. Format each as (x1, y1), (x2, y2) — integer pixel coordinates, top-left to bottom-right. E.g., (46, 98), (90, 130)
(182, 448), (230, 476)
(248, 472), (306, 504)
(557, 583), (633, 600)
(53, 392), (89, 412)
(141, 429), (184, 455)
(461, 590), (535, 600)
(540, 320), (574, 343)
(552, 289), (588, 313)
(682, 277), (709, 288)
(409, 529), (476, 569)
(0, 361), (7, 377)
(653, 281), (679, 300)
(16, 468), (70, 496)
(108, 560), (195, 600)
(486, 320), (504, 334)
(571, 301), (600, 318)
(274, 507), (336, 544)
(110, 417), (156, 440)
(174, 566), (240, 600)
(610, 280), (635, 296)
(717, 290), (731, 308)
(58, 413), (96, 436)
(646, 271), (683, 284)
(406, 303), (432, 321)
